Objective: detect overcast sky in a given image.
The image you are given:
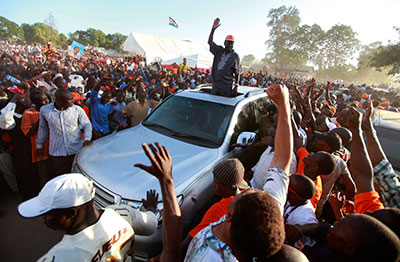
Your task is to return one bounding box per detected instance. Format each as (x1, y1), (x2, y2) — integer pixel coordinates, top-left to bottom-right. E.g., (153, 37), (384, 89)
(1, 0), (399, 61)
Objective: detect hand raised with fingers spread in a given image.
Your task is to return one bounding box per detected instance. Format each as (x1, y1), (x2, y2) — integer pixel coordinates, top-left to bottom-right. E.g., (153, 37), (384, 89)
(142, 189), (159, 213)
(362, 101), (373, 132)
(134, 142), (173, 182)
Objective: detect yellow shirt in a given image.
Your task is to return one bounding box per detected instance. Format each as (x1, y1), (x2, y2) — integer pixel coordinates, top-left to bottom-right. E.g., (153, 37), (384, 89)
(178, 63), (190, 74)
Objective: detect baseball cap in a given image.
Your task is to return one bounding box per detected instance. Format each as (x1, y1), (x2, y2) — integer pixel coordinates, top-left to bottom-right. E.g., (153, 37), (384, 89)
(213, 158), (247, 188)
(18, 173), (95, 218)
(72, 92), (87, 101)
(225, 35), (235, 42)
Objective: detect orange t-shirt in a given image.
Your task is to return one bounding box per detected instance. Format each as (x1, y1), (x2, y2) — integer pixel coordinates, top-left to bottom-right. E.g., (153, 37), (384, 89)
(296, 147), (322, 209)
(188, 196), (233, 238)
(20, 108), (49, 163)
(354, 191), (384, 214)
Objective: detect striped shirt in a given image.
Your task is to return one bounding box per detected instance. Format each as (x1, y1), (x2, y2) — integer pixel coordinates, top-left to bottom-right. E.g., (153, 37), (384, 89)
(36, 103), (92, 156)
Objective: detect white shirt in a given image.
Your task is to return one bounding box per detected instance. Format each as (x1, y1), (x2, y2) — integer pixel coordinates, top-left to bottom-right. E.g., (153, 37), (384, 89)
(0, 102), (16, 130)
(251, 146), (297, 190)
(284, 201), (318, 247)
(262, 167), (289, 215)
(37, 209), (134, 262)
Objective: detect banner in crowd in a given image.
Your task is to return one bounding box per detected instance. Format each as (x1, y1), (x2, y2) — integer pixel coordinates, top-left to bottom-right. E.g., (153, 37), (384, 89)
(69, 41), (85, 59)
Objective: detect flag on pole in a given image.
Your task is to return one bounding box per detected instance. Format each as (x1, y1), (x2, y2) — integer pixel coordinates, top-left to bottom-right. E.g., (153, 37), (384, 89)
(169, 17), (179, 29)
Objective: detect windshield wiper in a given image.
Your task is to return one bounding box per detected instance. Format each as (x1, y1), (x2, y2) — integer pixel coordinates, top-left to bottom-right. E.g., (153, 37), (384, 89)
(142, 122), (176, 133)
(170, 132), (219, 146)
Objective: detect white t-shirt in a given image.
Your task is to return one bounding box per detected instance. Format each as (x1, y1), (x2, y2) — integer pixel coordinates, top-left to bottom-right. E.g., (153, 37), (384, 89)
(284, 201), (318, 247)
(251, 146), (297, 190)
(37, 209), (134, 262)
(262, 167), (289, 215)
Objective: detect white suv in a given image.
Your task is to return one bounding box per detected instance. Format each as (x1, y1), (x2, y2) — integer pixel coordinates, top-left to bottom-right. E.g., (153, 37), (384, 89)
(72, 85), (271, 260)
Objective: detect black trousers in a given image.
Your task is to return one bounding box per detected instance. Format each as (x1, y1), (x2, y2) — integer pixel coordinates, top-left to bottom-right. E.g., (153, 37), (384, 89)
(50, 155), (75, 176)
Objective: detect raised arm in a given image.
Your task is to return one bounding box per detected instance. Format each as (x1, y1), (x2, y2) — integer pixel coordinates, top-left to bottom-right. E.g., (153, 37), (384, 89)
(346, 107), (374, 193)
(267, 84), (293, 174)
(362, 102), (386, 166)
(325, 81), (333, 106)
(208, 18), (221, 47)
(134, 143), (181, 262)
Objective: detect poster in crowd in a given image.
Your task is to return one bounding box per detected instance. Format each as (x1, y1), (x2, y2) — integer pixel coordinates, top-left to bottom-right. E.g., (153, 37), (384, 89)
(69, 41), (85, 59)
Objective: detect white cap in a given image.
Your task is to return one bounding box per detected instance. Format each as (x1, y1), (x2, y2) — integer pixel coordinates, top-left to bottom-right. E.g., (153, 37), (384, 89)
(18, 173), (95, 218)
(52, 73), (63, 82)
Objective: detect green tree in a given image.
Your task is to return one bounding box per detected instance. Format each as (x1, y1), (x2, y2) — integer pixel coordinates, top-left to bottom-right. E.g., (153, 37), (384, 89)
(266, 5), (305, 66)
(22, 22), (60, 45)
(242, 54), (256, 66)
(0, 16), (24, 42)
(323, 24), (360, 68)
(369, 27), (400, 75)
(105, 33), (127, 51)
(356, 42), (389, 83)
(57, 33), (68, 48)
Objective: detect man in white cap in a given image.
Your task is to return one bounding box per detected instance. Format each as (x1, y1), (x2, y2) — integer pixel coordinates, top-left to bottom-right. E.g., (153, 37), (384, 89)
(18, 173), (157, 262)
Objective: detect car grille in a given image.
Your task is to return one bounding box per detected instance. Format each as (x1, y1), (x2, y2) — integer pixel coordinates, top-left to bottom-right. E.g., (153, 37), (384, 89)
(72, 163), (120, 208)
(92, 183), (118, 208)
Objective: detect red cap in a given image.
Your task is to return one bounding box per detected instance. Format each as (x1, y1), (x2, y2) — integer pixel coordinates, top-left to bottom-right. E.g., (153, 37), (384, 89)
(72, 92), (87, 101)
(225, 35), (235, 42)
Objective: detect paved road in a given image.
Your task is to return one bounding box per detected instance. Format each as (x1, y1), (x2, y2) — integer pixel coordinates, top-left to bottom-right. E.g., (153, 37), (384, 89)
(0, 183), (63, 262)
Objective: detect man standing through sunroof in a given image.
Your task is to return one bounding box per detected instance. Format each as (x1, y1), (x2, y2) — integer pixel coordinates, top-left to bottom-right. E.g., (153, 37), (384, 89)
(208, 18), (240, 97)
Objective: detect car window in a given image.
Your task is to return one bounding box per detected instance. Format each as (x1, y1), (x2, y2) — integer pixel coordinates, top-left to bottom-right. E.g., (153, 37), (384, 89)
(143, 95), (234, 147)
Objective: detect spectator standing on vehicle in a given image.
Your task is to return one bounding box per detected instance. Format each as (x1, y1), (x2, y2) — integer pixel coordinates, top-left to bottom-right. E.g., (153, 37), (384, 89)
(208, 18), (240, 97)
(36, 89), (92, 176)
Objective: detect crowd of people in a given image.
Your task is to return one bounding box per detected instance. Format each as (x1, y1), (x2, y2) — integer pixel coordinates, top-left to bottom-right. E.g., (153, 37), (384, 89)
(1, 35), (400, 262)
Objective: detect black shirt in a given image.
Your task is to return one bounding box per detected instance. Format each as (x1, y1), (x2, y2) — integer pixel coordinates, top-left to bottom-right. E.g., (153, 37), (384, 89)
(210, 42), (240, 96)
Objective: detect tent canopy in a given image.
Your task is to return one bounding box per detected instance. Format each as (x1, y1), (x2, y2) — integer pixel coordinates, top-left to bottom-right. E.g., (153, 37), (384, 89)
(122, 32), (213, 68)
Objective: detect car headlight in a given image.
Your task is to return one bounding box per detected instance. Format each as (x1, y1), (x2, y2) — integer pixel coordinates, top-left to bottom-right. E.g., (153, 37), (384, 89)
(121, 195), (184, 224)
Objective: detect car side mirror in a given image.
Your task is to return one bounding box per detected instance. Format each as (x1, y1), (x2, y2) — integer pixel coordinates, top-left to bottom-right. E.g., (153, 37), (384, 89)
(235, 131), (256, 147)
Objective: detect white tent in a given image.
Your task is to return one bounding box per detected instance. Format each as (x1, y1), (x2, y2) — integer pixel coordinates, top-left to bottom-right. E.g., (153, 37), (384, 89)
(122, 32), (213, 68)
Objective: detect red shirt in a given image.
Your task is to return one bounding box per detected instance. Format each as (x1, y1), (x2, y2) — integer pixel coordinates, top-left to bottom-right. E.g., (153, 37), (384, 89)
(188, 196), (233, 238)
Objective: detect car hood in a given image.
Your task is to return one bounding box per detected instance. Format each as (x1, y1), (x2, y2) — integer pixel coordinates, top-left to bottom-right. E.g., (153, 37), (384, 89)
(76, 125), (218, 201)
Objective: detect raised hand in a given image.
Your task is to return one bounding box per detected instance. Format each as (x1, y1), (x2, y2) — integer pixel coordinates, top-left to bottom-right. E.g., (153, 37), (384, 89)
(142, 189), (159, 213)
(134, 142), (173, 182)
(362, 101), (373, 132)
(212, 18), (221, 30)
(266, 84), (289, 106)
(346, 106), (362, 131)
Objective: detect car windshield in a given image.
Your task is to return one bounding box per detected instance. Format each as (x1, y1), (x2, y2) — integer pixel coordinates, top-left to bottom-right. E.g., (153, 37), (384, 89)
(143, 95), (234, 147)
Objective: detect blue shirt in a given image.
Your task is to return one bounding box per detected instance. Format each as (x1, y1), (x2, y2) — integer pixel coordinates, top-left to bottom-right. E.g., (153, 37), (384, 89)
(90, 89), (113, 134)
(112, 101), (127, 125)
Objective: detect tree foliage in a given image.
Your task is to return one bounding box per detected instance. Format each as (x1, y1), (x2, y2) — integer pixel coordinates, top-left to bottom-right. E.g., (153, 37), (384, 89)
(242, 54), (256, 66)
(266, 6), (360, 70)
(0, 15), (127, 51)
(369, 27), (400, 75)
(0, 16), (24, 42)
(21, 22), (60, 45)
